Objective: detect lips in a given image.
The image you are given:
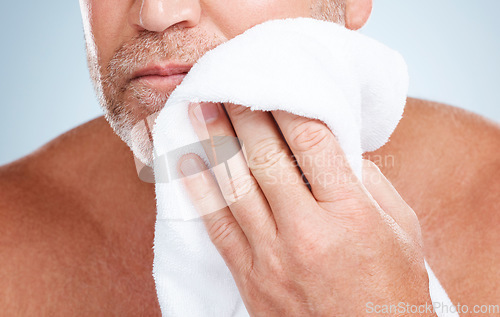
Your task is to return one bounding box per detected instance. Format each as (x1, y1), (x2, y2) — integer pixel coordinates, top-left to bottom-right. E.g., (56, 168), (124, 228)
(131, 63), (193, 80)
(129, 62), (193, 92)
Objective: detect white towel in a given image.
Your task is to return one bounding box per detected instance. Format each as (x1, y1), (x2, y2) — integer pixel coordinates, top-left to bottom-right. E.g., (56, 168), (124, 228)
(151, 17), (457, 317)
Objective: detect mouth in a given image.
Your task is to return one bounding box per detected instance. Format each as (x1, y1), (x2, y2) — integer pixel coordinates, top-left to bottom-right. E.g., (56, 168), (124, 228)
(130, 62), (193, 92)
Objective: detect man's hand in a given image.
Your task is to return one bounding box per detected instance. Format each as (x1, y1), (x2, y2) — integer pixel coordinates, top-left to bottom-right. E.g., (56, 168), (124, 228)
(176, 102), (434, 316)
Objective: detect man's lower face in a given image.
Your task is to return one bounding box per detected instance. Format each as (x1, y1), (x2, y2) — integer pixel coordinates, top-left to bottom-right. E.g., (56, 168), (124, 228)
(95, 25), (225, 166)
(83, 0), (344, 166)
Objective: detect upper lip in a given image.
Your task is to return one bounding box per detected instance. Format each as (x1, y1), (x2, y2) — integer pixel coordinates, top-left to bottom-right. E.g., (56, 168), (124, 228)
(131, 62), (193, 80)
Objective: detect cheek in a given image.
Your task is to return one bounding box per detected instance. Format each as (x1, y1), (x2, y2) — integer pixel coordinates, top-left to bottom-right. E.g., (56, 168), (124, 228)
(86, 0), (136, 70)
(206, 0), (312, 39)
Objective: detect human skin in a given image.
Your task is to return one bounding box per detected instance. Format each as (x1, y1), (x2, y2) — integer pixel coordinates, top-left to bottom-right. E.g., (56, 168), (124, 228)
(86, 0), (438, 313)
(178, 102), (434, 316)
(79, 0), (353, 165)
(0, 0), (499, 316)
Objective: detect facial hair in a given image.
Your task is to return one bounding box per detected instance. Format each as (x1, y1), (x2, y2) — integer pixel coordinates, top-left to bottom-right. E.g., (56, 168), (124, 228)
(84, 2), (344, 166)
(86, 25), (224, 166)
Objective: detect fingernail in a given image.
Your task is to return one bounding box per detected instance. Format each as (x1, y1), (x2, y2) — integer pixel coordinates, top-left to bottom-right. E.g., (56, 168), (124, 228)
(194, 102), (219, 124)
(180, 157), (204, 177)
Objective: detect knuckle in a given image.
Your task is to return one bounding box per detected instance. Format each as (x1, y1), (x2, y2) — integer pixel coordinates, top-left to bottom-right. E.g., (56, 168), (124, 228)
(191, 187), (216, 205)
(211, 135), (237, 148)
(207, 215), (238, 245)
(327, 198), (381, 233)
(211, 136), (242, 164)
(314, 178), (362, 203)
(247, 138), (288, 172)
(256, 245), (284, 274)
(290, 119), (331, 152)
(285, 228), (331, 267)
(312, 164), (358, 192)
(219, 173), (260, 202)
(227, 104), (252, 118)
(265, 254), (286, 278)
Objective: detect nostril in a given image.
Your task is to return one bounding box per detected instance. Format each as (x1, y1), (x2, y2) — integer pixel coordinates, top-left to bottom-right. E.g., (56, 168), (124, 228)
(137, 0), (201, 33)
(135, 0), (201, 32)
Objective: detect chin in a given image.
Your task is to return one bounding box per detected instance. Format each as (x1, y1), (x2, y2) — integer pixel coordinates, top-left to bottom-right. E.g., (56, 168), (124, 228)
(101, 80), (174, 168)
(103, 102), (159, 168)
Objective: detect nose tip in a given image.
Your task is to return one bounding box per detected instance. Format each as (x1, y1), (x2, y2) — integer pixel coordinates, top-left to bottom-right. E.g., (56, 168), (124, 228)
(134, 0), (201, 32)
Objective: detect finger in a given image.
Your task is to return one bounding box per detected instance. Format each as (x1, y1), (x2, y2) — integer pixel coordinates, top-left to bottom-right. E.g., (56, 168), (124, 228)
(188, 102), (277, 248)
(223, 103), (316, 228)
(271, 110), (361, 204)
(361, 159), (422, 244)
(178, 153), (252, 273)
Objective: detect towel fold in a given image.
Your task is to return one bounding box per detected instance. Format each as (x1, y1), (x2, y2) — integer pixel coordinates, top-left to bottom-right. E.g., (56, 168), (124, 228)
(151, 17), (457, 317)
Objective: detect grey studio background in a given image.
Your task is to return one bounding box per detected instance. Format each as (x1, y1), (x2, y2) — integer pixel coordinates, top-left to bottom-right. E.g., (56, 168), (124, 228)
(1, 0), (499, 165)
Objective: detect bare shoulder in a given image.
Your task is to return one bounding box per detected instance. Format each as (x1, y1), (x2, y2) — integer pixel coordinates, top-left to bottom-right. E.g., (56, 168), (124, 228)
(0, 117), (124, 315)
(368, 97), (500, 203)
(0, 116), (160, 315)
(374, 97), (500, 223)
(0, 115), (132, 212)
(407, 97), (500, 208)
(382, 97), (500, 157)
(366, 98), (500, 304)
(0, 116), (112, 226)
(0, 147), (103, 315)
(403, 98), (500, 148)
